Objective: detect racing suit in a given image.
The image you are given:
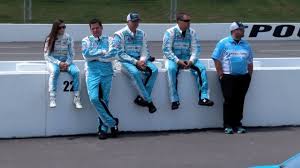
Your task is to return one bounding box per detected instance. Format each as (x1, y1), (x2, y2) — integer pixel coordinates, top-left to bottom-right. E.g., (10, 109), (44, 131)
(82, 35), (118, 133)
(44, 33), (80, 97)
(112, 26), (158, 103)
(162, 25), (209, 103)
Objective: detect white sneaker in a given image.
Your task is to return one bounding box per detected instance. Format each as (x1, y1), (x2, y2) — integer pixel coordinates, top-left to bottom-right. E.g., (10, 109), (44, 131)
(74, 96), (83, 109)
(49, 96), (56, 108)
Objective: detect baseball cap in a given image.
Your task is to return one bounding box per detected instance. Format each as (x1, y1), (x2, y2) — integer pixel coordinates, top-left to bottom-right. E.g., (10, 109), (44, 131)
(126, 12), (141, 22)
(229, 21), (248, 31)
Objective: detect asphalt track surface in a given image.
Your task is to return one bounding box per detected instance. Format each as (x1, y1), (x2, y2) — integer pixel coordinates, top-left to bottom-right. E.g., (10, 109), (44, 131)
(0, 127), (300, 168)
(0, 41), (300, 168)
(0, 41), (299, 61)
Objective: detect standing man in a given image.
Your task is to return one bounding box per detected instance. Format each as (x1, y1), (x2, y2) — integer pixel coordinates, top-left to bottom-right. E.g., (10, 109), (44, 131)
(162, 12), (214, 110)
(82, 18), (119, 140)
(211, 21), (253, 134)
(111, 12), (158, 113)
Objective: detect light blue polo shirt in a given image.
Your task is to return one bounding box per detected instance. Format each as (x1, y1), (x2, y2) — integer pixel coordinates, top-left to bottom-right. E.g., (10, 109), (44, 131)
(211, 36), (253, 75)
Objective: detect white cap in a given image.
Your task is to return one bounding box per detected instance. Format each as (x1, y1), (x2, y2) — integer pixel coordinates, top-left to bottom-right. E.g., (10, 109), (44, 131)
(126, 12), (140, 22)
(229, 21), (248, 31)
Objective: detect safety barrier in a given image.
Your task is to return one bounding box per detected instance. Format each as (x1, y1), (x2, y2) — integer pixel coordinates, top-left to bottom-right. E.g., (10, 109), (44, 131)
(0, 23), (299, 42)
(1, 58), (300, 138)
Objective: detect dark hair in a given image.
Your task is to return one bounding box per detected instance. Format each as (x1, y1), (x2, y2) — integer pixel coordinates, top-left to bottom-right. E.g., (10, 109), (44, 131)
(89, 18), (102, 28)
(176, 12), (190, 22)
(45, 19), (64, 53)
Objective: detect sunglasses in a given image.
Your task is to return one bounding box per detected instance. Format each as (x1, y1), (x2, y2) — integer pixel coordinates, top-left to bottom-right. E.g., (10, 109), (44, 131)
(180, 19), (190, 22)
(131, 19), (140, 23)
(58, 25), (66, 29)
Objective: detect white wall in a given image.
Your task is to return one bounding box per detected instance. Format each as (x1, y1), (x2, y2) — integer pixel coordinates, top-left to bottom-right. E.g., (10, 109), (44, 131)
(1, 59), (300, 138)
(0, 73), (47, 138)
(1, 23), (299, 42)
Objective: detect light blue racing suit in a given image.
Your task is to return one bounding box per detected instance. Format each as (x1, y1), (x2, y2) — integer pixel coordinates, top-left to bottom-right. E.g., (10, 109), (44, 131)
(44, 33), (80, 97)
(162, 25), (209, 103)
(112, 26), (158, 103)
(82, 35), (118, 133)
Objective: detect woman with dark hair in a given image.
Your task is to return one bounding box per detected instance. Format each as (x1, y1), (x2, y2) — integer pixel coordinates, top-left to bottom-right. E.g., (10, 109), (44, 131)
(44, 19), (83, 108)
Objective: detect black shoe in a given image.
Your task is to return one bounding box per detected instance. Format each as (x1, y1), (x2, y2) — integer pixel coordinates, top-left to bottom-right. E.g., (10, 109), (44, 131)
(98, 130), (108, 140)
(148, 56), (155, 62)
(111, 118), (119, 138)
(147, 102), (157, 113)
(171, 101), (180, 110)
(198, 98), (214, 106)
(134, 95), (148, 107)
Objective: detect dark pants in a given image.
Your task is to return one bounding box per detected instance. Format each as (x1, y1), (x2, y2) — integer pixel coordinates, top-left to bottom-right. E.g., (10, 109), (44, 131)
(220, 74), (251, 128)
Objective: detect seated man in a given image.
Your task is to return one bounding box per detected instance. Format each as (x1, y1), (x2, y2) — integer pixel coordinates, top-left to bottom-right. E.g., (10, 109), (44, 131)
(111, 12), (158, 113)
(162, 12), (214, 110)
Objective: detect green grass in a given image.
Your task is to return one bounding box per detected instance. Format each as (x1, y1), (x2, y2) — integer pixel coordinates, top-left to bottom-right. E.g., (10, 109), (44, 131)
(178, 0), (300, 23)
(1, 0), (300, 23)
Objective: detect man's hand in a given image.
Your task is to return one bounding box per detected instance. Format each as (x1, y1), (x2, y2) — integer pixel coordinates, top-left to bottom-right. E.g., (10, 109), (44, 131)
(177, 60), (188, 69)
(248, 63), (253, 77)
(59, 62), (65, 70)
(100, 50), (107, 55)
(63, 63), (69, 71)
(213, 60), (224, 80)
(136, 60), (146, 70)
(186, 61), (193, 69)
(59, 62), (68, 72)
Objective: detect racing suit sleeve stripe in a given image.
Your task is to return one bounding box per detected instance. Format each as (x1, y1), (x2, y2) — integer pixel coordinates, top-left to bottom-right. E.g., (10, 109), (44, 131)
(114, 34), (138, 65)
(81, 37), (119, 62)
(162, 31), (179, 63)
(189, 31), (201, 63)
(44, 38), (61, 65)
(99, 38), (119, 62)
(140, 32), (149, 62)
(43, 39), (49, 61)
(81, 39), (102, 59)
(66, 36), (74, 65)
(99, 36), (119, 62)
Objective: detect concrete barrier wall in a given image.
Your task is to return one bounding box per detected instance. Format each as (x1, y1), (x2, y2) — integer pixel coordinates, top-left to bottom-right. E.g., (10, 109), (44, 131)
(1, 59), (300, 138)
(0, 73), (47, 138)
(1, 23), (299, 42)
